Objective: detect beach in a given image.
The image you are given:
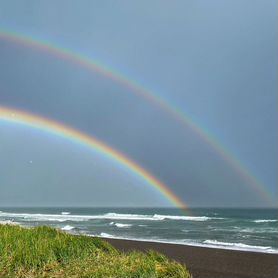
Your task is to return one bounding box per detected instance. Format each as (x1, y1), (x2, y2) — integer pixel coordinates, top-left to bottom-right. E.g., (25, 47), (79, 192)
(1, 207), (277, 277)
(106, 238), (278, 278)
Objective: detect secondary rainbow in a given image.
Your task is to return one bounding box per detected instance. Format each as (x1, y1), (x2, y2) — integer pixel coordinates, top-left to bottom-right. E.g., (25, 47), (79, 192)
(0, 28), (273, 204)
(0, 106), (187, 209)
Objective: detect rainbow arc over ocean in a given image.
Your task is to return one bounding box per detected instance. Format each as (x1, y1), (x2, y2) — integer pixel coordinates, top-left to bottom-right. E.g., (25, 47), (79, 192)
(0, 28), (274, 205)
(0, 106), (187, 209)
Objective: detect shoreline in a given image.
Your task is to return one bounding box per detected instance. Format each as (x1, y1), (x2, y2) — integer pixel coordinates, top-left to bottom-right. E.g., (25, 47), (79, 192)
(98, 235), (277, 254)
(2, 220), (277, 254)
(105, 237), (278, 278)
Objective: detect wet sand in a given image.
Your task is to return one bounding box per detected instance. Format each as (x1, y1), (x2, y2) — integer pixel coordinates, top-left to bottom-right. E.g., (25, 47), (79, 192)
(106, 238), (278, 278)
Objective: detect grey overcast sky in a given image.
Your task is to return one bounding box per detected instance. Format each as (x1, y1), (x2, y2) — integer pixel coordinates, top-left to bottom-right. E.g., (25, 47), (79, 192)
(0, 0), (277, 207)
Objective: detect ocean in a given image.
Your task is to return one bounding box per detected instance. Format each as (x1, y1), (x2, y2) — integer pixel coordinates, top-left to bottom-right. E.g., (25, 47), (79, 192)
(0, 207), (277, 253)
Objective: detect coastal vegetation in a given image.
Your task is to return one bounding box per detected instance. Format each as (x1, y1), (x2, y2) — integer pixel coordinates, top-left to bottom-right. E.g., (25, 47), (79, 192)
(0, 224), (190, 277)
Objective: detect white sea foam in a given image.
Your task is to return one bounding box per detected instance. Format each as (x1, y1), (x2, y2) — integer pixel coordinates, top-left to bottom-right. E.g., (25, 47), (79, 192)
(0, 211), (253, 223)
(0, 220), (19, 225)
(237, 227), (277, 233)
(211, 226), (277, 234)
(0, 212), (86, 222)
(240, 228), (257, 233)
(153, 214), (223, 221)
(100, 232), (114, 238)
(0, 212), (160, 222)
(2, 212), (216, 222)
(253, 219), (277, 223)
(61, 212), (71, 215)
(117, 223), (132, 228)
(109, 221), (132, 228)
(203, 240), (275, 252)
(102, 213), (212, 221)
(61, 225), (75, 231)
(102, 213), (156, 220)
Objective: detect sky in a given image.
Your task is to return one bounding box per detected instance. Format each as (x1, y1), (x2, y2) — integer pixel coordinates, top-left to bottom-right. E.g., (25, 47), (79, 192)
(0, 0), (277, 207)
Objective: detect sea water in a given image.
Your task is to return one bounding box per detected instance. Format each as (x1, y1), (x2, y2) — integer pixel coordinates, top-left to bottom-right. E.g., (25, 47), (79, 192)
(0, 207), (277, 253)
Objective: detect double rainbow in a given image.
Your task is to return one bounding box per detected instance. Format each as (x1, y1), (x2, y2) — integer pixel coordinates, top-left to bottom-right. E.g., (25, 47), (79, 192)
(0, 28), (274, 205)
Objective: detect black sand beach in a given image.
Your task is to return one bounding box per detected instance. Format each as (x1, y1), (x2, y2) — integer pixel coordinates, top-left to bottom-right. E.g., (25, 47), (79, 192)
(106, 238), (278, 278)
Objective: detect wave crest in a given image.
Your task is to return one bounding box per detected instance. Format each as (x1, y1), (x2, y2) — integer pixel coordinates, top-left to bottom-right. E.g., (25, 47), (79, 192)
(61, 225), (75, 231)
(203, 240), (275, 252)
(109, 222), (132, 228)
(0, 211), (224, 222)
(253, 219), (277, 223)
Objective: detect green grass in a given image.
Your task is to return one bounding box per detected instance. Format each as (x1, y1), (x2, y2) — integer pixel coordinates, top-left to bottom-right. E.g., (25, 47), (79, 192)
(0, 224), (191, 277)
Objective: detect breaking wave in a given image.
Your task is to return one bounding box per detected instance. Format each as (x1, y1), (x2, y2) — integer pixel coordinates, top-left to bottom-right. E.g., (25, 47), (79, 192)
(61, 225), (75, 231)
(0, 220), (20, 225)
(203, 240), (277, 253)
(100, 232), (114, 238)
(153, 214), (223, 221)
(253, 219), (277, 223)
(109, 222), (132, 228)
(0, 211), (222, 222)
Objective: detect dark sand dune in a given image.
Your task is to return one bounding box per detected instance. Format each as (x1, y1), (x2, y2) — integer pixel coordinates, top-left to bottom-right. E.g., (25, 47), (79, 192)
(106, 238), (278, 278)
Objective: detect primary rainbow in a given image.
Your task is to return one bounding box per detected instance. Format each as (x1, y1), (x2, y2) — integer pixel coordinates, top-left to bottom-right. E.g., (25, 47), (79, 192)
(0, 106), (187, 209)
(0, 28), (274, 204)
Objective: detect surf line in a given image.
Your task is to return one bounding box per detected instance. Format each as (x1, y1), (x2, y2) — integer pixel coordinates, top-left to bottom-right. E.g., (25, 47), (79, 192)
(0, 106), (187, 209)
(0, 29), (273, 204)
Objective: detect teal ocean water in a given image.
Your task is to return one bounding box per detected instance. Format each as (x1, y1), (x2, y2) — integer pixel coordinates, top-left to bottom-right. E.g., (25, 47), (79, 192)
(0, 208), (277, 253)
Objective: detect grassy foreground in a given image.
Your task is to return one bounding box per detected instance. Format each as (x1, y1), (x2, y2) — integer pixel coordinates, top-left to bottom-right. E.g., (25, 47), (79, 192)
(0, 224), (190, 278)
